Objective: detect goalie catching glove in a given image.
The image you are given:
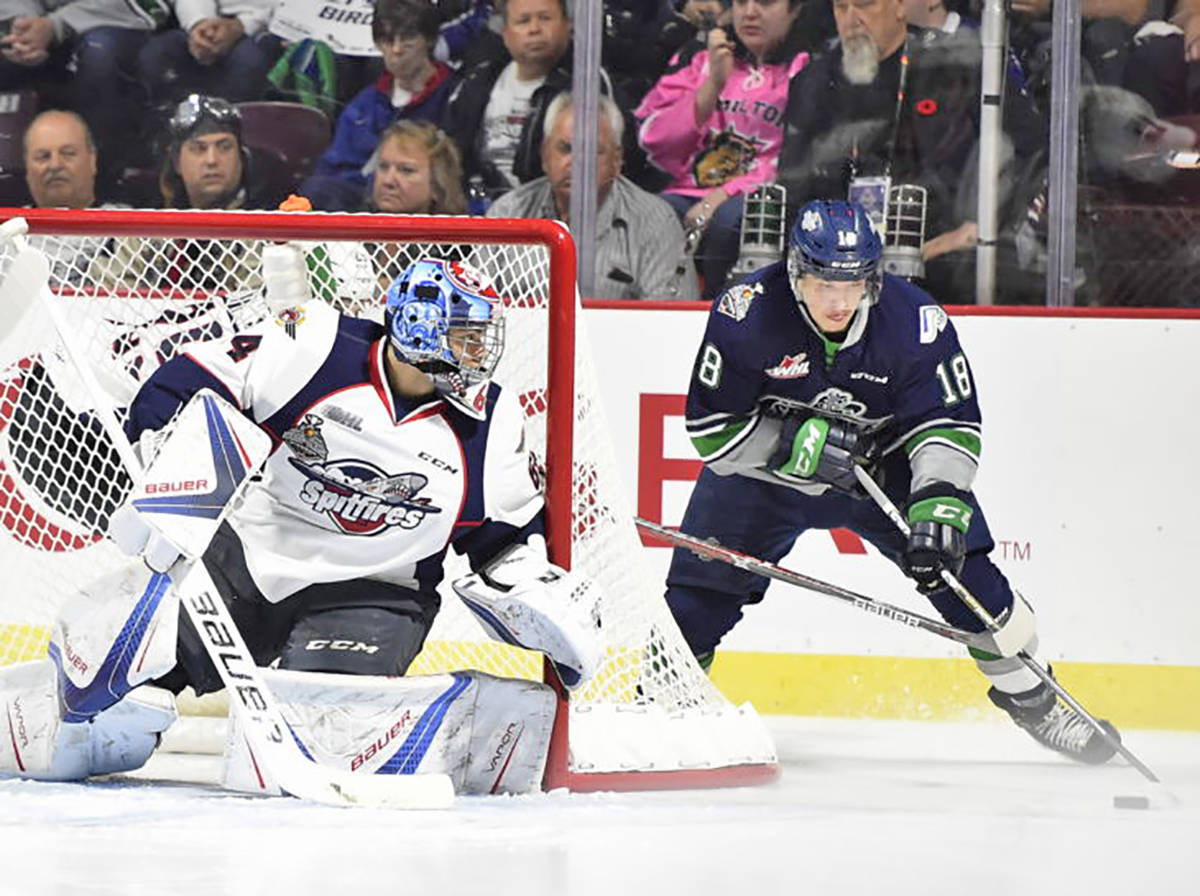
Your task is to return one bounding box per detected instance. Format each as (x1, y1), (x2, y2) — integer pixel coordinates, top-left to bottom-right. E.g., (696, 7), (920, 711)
(769, 416), (876, 496)
(903, 483), (974, 593)
(452, 540), (603, 689)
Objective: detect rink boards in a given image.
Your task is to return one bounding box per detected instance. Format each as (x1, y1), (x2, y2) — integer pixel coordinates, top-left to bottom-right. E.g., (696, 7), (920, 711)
(584, 303), (1200, 731)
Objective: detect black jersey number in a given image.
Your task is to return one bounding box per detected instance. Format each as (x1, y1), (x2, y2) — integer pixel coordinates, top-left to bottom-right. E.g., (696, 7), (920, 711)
(934, 352), (973, 406)
(226, 334), (263, 363)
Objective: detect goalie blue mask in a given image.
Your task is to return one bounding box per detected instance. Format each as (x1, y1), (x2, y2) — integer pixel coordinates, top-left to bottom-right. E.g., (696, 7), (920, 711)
(385, 259), (505, 417)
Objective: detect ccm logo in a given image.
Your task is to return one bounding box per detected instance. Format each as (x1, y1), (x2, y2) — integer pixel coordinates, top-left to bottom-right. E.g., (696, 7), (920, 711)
(145, 479), (209, 494)
(304, 639), (380, 654)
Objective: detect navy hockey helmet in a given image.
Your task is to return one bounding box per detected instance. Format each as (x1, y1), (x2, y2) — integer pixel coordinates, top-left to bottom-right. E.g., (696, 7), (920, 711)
(385, 259), (505, 413)
(787, 199), (883, 287)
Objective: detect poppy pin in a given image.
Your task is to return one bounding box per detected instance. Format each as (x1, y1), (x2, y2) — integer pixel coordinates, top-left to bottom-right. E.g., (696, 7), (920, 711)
(915, 98), (939, 116)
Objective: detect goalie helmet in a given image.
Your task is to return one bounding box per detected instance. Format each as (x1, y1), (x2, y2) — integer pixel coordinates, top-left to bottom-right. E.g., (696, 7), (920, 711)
(385, 259), (505, 417)
(787, 199), (882, 289)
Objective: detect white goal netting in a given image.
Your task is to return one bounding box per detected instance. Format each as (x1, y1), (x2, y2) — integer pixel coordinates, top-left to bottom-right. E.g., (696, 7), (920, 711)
(0, 209), (775, 787)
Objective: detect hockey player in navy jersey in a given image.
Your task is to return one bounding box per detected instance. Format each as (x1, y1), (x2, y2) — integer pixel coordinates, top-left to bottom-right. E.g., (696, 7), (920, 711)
(0, 252), (601, 791)
(665, 198), (1120, 764)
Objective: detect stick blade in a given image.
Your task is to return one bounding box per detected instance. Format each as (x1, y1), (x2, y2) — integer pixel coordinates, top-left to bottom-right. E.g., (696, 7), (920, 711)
(0, 246), (51, 337)
(275, 758), (456, 809)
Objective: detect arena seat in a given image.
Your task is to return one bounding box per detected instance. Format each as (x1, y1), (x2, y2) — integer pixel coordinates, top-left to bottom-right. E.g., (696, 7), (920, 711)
(236, 101), (332, 198)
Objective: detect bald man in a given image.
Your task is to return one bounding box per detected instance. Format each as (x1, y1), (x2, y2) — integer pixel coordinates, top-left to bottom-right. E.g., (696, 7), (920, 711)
(23, 109), (98, 209)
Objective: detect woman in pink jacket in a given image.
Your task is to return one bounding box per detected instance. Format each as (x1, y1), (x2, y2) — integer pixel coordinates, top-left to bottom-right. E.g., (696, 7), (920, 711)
(636, 0), (809, 298)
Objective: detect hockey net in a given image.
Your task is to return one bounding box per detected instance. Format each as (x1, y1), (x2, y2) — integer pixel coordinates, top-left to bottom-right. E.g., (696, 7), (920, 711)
(0, 208), (776, 790)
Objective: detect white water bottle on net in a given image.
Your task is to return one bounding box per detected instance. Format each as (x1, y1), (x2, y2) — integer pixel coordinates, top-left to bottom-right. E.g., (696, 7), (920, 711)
(0, 209), (776, 791)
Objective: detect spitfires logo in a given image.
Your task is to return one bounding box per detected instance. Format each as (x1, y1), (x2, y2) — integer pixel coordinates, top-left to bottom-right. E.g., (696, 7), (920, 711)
(764, 352), (810, 379)
(283, 416), (442, 534)
(717, 281), (763, 321)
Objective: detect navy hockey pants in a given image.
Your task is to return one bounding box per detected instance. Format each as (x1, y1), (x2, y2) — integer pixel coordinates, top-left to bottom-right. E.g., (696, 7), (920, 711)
(664, 467), (1016, 658)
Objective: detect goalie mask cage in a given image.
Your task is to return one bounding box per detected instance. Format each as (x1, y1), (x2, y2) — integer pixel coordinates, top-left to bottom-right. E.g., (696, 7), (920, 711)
(0, 208), (777, 792)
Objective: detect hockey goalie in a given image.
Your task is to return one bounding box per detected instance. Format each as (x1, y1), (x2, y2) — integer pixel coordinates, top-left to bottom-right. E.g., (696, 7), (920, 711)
(0, 247), (604, 797)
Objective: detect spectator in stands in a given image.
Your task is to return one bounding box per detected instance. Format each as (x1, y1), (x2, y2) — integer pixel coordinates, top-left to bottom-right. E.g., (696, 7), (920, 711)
(159, 93), (282, 210)
(300, 0), (459, 212)
(23, 108), (98, 210)
(366, 120), (467, 214)
(363, 119), (469, 290)
(138, 0), (281, 107)
(601, 1), (695, 103)
(1008, 0), (1151, 110)
(636, 0), (810, 299)
(433, 0), (496, 66)
(488, 92), (699, 300)
(22, 109), (129, 284)
(777, 0), (1045, 302)
(0, 1), (169, 200)
(87, 94), (278, 291)
(444, 0), (573, 196)
(1121, 6), (1200, 118)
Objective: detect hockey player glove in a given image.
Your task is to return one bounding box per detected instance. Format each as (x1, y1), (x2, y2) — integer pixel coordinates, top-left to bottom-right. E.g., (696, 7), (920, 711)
(902, 483), (973, 593)
(769, 416), (876, 496)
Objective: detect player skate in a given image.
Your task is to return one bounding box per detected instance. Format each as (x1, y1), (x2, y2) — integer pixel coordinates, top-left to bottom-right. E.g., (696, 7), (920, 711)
(988, 672), (1120, 764)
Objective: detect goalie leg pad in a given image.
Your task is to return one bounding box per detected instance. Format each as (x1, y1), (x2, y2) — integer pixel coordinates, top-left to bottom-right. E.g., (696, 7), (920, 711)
(0, 661), (176, 780)
(221, 669), (555, 796)
(0, 659), (66, 778)
(50, 560), (180, 723)
(452, 544), (604, 689)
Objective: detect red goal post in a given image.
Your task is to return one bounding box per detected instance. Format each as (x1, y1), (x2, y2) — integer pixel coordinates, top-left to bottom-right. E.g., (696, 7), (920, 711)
(0, 208), (778, 791)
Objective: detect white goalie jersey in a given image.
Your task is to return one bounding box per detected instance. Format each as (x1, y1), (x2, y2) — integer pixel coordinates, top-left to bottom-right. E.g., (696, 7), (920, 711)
(124, 299), (544, 602)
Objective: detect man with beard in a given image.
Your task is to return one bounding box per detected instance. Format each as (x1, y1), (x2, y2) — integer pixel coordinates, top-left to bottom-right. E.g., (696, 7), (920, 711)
(776, 0), (1045, 303)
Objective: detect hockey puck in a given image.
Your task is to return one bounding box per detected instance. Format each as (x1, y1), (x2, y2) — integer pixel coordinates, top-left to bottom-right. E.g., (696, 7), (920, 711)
(1113, 795), (1150, 810)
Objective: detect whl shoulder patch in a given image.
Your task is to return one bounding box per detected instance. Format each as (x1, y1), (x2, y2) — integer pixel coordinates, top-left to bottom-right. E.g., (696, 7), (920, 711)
(918, 305), (948, 344)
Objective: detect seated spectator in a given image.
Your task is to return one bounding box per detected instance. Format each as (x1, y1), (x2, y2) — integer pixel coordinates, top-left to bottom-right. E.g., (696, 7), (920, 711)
(138, 0), (281, 107)
(90, 95), (281, 292)
(602, 0), (689, 102)
(366, 120), (467, 214)
(300, 0), (459, 211)
(777, 0), (1045, 303)
(22, 109), (130, 284)
(444, 0), (573, 195)
(1122, 16), (1200, 117)
(159, 94), (283, 210)
(0, 1), (168, 200)
(488, 92), (699, 300)
(433, 0), (496, 66)
(363, 119), (470, 289)
(23, 109), (99, 210)
(636, 0), (810, 299)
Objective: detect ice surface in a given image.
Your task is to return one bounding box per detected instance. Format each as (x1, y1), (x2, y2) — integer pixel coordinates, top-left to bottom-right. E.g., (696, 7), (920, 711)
(0, 716), (1196, 896)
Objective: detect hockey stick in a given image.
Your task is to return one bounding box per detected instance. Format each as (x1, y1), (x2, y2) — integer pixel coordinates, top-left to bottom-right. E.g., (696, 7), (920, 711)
(851, 465), (1165, 786)
(635, 517), (991, 650)
(0, 228), (453, 808)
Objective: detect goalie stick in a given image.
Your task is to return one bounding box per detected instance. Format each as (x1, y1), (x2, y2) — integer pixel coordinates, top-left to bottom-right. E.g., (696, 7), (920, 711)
(851, 464), (1168, 788)
(0, 219), (454, 808)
